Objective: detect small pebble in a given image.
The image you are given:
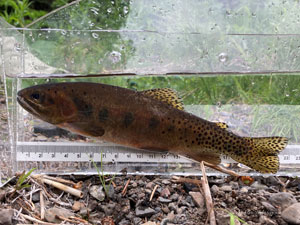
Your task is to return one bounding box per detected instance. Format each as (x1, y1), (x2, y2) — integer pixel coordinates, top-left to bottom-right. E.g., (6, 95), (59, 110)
(146, 182), (155, 189)
(72, 201), (84, 212)
(170, 193), (179, 201)
(89, 185), (105, 201)
(158, 197), (172, 203)
(162, 205), (170, 214)
(131, 181), (138, 188)
(220, 185), (232, 192)
(162, 179), (171, 185)
(160, 187), (171, 197)
(282, 203), (300, 224)
(211, 185), (219, 194)
(240, 187), (249, 193)
(269, 192), (297, 210)
(135, 207), (156, 217)
(0, 209), (13, 225)
(189, 191), (205, 208)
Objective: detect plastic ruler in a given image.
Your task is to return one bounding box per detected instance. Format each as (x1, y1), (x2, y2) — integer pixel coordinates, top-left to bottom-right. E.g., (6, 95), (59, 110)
(16, 142), (300, 164)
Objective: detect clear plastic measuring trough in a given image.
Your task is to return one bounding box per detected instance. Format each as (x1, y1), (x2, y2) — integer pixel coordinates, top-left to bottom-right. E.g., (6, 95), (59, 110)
(2, 0), (300, 176)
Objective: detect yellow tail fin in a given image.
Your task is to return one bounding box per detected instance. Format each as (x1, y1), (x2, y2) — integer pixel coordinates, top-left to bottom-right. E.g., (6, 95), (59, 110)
(235, 137), (288, 173)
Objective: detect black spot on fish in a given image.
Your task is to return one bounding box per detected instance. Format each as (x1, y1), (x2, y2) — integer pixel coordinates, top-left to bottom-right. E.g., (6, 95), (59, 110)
(99, 108), (109, 122)
(73, 98), (93, 117)
(48, 97), (54, 105)
(124, 112), (134, 128)
(168, 125), (175, 132)
(149, 117), (160, 129)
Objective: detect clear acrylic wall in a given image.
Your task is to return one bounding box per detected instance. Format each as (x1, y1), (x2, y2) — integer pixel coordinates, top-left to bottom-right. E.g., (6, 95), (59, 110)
(2, 0), (300, 176)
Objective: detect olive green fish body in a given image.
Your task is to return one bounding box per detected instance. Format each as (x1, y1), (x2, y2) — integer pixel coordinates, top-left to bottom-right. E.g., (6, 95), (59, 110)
(17, 82), (288, 173)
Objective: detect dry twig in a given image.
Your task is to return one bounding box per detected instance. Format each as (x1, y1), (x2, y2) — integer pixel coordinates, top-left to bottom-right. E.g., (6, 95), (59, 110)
(32, 175), (83, 198)
(49, 197), (73, 207)
(149, 184), (158, 202)
(203, 161), (240, 177)
(200, 161), (216, 225)
(122, 179), (130, 196)
(20, 213), (59, 225)
(40, 190), (45, 220)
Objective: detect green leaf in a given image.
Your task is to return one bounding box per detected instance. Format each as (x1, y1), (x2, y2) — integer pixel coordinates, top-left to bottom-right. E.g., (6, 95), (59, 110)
(16, 168), (36, 190)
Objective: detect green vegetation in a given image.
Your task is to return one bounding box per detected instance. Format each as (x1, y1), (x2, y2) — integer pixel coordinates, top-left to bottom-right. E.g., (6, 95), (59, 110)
(226, 210), (248, 225)
(15, 168), (36, 190)
(91, 152), (116, 199)
(0, 0), (71, 27)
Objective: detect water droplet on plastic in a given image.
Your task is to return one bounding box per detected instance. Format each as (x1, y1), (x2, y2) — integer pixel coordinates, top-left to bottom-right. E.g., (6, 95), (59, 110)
(107, 8), (112, 13)
(109, 51), (122, 63)
(92, 33), (99, 38)
(218, 53), (228, 62)
(14, 43), (21, 52)
(226, 10), (231, 16)
(123, 6), (129, 14)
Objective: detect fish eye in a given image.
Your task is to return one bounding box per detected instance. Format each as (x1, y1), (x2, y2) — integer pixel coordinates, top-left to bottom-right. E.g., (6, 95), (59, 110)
(31, 92), (40, 100)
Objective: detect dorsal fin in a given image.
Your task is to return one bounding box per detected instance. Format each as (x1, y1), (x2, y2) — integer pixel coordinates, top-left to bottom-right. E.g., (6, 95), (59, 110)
(215, 122), (229, 129)
(141, 88), (184, 110)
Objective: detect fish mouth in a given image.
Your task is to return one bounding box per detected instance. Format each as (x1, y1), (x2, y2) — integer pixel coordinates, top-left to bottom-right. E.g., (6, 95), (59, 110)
(17, 94), (41, 119)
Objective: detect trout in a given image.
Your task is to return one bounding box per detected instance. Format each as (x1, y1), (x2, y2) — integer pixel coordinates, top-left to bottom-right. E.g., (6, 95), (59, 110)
(17, 82), (288, 173)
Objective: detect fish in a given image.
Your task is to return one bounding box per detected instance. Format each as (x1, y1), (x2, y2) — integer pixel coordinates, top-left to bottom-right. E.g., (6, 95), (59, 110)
(17, 82), (288, 173)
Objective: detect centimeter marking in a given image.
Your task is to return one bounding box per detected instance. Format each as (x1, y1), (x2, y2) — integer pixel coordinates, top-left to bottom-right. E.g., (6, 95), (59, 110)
(16, 142), (300, 164)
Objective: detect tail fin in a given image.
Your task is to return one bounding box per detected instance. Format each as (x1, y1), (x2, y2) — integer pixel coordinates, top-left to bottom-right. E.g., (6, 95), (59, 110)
(235, 137), (288, 173)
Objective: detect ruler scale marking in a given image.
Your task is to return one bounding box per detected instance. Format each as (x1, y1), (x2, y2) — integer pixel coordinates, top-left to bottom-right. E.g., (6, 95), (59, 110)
(16, 141), (300, 165)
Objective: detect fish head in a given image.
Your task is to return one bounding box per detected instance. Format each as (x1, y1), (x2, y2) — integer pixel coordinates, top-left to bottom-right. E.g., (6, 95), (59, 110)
(17, 84), (78, 124)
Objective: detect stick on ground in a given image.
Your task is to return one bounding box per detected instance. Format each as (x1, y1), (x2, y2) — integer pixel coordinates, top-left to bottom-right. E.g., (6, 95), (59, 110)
(203, 161), (240, 177)
(32, 175), (83, 198)
(200, 161), (216, 225)
(149, 184), (158, 202)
